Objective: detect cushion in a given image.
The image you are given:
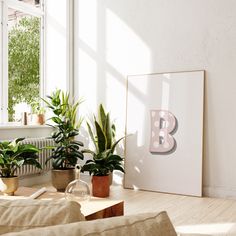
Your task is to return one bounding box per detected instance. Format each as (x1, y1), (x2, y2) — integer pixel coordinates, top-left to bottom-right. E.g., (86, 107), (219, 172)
(2, 211), (177, 236)
(0, 199), (85, 235)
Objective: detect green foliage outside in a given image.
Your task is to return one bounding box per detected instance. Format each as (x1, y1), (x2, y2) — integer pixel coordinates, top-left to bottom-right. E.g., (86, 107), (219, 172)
(8, 17), (40, 121)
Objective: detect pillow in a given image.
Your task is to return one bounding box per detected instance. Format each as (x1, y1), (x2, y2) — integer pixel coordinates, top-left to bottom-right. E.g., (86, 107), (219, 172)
(3, 211), (177, 236)
(0, 199), (85, 235)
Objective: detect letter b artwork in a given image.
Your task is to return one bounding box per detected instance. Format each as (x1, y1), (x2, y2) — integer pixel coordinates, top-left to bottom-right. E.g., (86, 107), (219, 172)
(150, 110), (177, 154)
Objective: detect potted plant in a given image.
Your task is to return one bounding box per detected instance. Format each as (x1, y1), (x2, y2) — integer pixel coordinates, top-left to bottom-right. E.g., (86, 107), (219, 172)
(81, 104), (125, 197)
(30, 100), (46, 125)
(89, 104), (120, 185)
(0, 138), (41, 196)
(43, 89), (84, 192)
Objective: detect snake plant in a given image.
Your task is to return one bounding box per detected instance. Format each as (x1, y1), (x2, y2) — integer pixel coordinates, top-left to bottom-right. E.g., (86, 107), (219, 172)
(81, 104), (125, 176)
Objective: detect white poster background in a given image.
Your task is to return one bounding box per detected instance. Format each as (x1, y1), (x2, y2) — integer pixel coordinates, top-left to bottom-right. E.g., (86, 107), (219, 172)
(124, 71), (204, 196)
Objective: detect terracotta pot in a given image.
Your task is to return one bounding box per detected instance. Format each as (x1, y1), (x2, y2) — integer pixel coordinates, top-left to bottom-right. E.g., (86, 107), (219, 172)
(51, 169), (75, 192)
(0, 176), (19, 196)
(92, 175), (110, 198)
(37, 114), (45, 125)
(32, 114), (45, 125)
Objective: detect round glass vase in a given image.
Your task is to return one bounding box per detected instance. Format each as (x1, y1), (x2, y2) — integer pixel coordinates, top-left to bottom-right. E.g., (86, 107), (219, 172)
(65, 165), (90, 202)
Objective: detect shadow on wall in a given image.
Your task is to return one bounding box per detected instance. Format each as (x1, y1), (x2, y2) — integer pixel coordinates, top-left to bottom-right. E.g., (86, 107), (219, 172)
(75, 0), (212, 191)
(76, 0), (154, 161)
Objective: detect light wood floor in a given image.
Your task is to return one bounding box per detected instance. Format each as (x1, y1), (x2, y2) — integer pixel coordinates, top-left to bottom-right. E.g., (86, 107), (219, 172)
(34, 181), (236, 235)
(109, 185), (236, 235)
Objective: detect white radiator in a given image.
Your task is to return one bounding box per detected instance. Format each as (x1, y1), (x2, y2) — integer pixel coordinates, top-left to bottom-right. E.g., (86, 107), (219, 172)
(15, 137), (55, 176)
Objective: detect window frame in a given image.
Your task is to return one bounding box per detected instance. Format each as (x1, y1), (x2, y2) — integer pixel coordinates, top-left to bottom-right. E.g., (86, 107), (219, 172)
(0, 0), (45, 124)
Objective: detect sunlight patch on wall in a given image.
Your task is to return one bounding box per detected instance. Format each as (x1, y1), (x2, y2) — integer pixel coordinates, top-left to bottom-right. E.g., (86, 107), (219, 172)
(113, 171), (123, 185)
(105, 72), (126, 135)
(45, 0), (67, 94)
(106, 9), (151, 76)
(78, 49), (97, 112)
(78, 0), (97, 51)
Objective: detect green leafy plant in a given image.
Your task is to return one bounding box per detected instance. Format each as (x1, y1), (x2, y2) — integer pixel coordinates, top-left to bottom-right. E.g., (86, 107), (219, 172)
(43, 89), (83, 129)
(0, 138), (41, 178)
(31, 100), (46, 115)
(81, 150), (124, 176)
(44, 89), (84, 169)
(81, 104), (124, 176)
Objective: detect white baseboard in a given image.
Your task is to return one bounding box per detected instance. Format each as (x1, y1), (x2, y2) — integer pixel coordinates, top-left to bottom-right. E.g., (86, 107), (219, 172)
(203, 186), (236, 199)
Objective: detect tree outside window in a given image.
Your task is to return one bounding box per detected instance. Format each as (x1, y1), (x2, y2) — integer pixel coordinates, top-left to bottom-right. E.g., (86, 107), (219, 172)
(8, 15), (40, 121)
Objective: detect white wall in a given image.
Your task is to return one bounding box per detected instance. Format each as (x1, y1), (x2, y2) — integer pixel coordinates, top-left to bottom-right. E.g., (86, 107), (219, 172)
(45, 0), (68, 94)
(74, 0), (236, 198)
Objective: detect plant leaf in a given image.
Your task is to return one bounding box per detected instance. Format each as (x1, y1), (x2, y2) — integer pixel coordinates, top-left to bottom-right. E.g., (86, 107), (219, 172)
(108, 154), (123, 162)
(114, 164), (125, 173)
(95, 120), (106, 152)
(51, 117), (62, 124)
(105, 113), (112, 149)
(82, 149), (96, 156)
(111, 136), (125, 154)
(98, 104), (106, 131)
(87, 122), (98, 152)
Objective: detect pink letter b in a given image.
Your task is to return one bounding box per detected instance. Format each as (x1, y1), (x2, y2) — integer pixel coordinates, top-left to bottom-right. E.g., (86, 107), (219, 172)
(149, 110), (177, 154)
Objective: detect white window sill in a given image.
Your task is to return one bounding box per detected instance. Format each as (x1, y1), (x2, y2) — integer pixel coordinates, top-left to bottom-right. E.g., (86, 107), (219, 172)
(0, 124), (51, 130)
(0, 123), (52, 140)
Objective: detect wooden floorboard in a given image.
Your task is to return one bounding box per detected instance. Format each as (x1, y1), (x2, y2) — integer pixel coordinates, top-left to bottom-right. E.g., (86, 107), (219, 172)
(33, 183), (236, 235)
(108, 185), (236, 235)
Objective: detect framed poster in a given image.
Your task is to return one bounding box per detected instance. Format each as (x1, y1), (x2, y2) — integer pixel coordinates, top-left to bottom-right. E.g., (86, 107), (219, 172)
(124, 70), (204, 196)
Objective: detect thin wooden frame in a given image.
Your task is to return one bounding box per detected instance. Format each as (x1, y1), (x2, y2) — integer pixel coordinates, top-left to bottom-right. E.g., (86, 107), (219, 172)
(124, 70), (204, 196)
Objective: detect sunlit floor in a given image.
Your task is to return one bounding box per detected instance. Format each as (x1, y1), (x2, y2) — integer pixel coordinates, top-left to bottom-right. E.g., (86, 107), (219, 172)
(88, 174), (236, 235)
(107, 185), (236, 235)
(33, 174), (236, 236)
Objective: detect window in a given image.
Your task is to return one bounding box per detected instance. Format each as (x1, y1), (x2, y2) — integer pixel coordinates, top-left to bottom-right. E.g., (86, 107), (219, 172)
(0, 0), (44, 123)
